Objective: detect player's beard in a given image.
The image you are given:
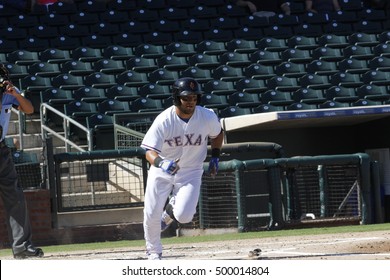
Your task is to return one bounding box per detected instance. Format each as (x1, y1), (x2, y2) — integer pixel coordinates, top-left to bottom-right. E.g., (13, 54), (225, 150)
(177, 102), (195, 117)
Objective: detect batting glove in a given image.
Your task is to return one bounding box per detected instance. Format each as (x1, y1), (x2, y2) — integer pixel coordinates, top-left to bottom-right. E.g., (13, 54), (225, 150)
(159, 158), (180, 175)
(208, 157), (219, 177)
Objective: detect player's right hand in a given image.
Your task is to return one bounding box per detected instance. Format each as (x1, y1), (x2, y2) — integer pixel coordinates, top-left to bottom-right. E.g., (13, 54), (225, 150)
(159, 158), (180, 175)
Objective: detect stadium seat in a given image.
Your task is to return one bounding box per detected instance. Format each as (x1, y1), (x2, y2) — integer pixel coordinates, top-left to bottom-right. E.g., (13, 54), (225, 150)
(59, 22), (90, 38)
(361, 70), (390, 86)
(9, 14), (39, 28)
(218, 106), (252, 118)
(368, 56), (390, 72)
(187, 53), (221, 70)
(7, 50), (40, 66)
(28, 62), (61, 77)
(203, 79), (236, 96)
(81, 34), (115, 49)
(0, 26), (27, 41)
(252, 104), (284, 113)
(204, 28), (235, 43)
(323, 21), (353, 36)
(356, 84), (390, 101)
(20, 75), (52, 92)
(299, 73), (332, 90)
(157, 55), (189, 71)
(19, 36), (50, 52)
(51, 73), (84, 90)
(292, 23), (323, 38)
(181, 18), (211, 32)
(196, 40), (227, 55)
(352, 98), (382, 107)
(324, 85), (359, 102)
(243, 63), (276, 80)
(86, 113), (115, 150)
(0, 38), (18, 54)
(338, 58), (370, 74)
(70, 11), (100, 25)
(116, 70), (149, 87)
(267, 76), (300, 92)
(260, 90), (294, 106)
(126, 57), (159, 73)
(84, 72), (117, 89)
(219, 3), (248, 17)
(353, 20), (383, 34)
(250, 50), (283, 66)
(286, 102), (317, 111)
(274, 61), (307, 78)
(143, 31), (174, 46)
(342, 45), (375, 60)
(106, 85), (141, 102)
(348, 32), (379, 47)
(134, 44), (165, 59)
(210, 16), (240, 30)
(263, 25), (293, 39)
(164, 42), (197, 57)
(131, 8), (159, 22)
(119, 21), (150, 34)
(47, 0), (77, 14)
(281, 49), (313, 64)
(228, 91), (261, 108)
(173, 30), (204, 44)
(256, 37), (289, 52)
(373, 43), (390, 58)
(318, 100), (350, 109)
(93, 59), (125, 75)
(3, 63), (28, 79)
(129, 97), (164, 112)
(49, 35), (81, 51)
(107, 0), (138, 12)
(330, 72), (364, 88)
(298, 11), (328, 24)
(317, 34), (350, 49)
(99, 9), (129, 24)
(219, 52), (251, 68)
(138, 83), (170, 99)
(98, 99), (130, 116)
(180, 66), (213, 84)
(235, 78), (267, 93)
(287, 35), (319, 50)
(40, 87), (74, 127)
(211, 65), (245, 82)
(29, 25), (59, 39)
(225, 39), (257, 54)
(292, 88), (327, 105)
(64, 100), (98, 141)
(148, 68), (179, 85)
(60, 60), (94, 76)
(41, 13), (69, 27)
(306, 60), (339, 76)
(311, 47), (344, 62)
(73, 87), (106, 103)
(103, 45), (135, 61)
(72, 47), (104, 63)
(378, 31), (390, 44)
(159, 7), (188, 21)
(189, 5), (219, 19)
(201, 93), (229, 109)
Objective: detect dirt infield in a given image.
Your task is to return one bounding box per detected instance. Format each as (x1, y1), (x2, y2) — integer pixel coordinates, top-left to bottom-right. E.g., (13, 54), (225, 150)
(4, 230), (389, 260)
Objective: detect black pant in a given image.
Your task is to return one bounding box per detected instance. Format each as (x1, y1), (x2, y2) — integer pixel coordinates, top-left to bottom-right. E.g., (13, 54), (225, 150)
(0, 143), (33, 254)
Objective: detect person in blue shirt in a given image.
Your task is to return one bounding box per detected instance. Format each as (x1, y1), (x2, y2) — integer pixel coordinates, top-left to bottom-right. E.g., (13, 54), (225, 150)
(0, 63), (43, 259)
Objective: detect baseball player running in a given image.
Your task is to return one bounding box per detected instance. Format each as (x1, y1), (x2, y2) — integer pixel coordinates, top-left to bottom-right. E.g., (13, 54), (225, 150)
(141, 77), (224, 260)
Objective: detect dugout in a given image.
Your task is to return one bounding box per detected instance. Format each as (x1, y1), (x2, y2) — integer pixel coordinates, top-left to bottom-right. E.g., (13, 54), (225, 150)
(221, 105), (390, 222)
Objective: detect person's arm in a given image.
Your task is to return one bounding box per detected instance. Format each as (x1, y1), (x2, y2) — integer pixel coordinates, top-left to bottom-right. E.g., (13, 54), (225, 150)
(305, 0), (317, 12)
(208, 130), (224, 177)
(145, 149), (180, 175)
(281, 1), (291, 15)
(235, 0), (258, 13)
(333, 0), (341, 11)
(4, 81), (34, 114)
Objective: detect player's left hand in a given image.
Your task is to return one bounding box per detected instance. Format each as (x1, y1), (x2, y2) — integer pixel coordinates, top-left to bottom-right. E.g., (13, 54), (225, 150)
(208, 157), (219, 177)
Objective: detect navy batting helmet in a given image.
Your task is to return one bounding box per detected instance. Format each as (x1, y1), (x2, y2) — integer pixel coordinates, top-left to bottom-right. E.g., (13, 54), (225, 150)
(172, 77), (203, 106)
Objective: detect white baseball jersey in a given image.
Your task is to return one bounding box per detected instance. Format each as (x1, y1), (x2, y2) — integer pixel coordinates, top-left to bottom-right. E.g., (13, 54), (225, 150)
(141, 105), (222, 169)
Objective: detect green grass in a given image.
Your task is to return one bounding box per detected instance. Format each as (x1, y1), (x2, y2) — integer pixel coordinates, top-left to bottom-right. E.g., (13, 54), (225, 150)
(1, 223), (389, 258)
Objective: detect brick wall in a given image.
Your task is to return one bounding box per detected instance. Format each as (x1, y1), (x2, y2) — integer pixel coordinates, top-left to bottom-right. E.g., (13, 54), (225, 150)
(0, 189), (144, 249)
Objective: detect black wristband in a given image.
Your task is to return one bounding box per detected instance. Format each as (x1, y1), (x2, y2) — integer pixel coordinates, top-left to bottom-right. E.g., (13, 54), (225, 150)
(154, 156), (163, 167)
(211, 148), (221, 158)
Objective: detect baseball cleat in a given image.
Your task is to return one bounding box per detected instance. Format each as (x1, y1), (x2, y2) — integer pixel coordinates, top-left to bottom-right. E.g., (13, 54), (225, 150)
(14, 247), (44, 259)
(147, 253), (162, 260)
